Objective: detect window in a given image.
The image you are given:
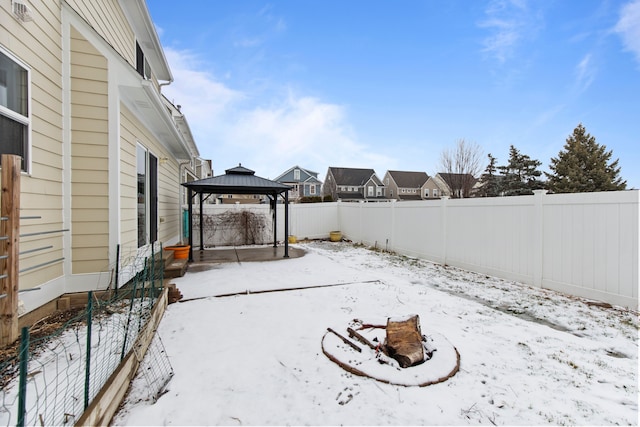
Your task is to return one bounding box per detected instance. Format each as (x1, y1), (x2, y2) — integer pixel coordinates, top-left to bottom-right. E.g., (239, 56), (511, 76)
(137, 144), (158, 247)
(136, 42), (151, 80)
(433, 189), (438, 198)
(0, 48), (29, 171)
(368, 186), (374, 197)
(310, 184), (316, 195)
(294, 169), (300, 180)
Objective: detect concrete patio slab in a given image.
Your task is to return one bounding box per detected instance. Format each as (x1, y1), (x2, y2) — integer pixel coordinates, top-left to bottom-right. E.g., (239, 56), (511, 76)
(189, 245), (306, 265)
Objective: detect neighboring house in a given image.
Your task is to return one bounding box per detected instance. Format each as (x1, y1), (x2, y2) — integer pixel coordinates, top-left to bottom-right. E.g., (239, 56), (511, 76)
(431, 173), (479, 198)
(274, 166), (322, 202)
(383, 170), (429, 201)
(422, 176), (445, 199)
(1, 0), (205, 318)
(323, 167), (386, 202)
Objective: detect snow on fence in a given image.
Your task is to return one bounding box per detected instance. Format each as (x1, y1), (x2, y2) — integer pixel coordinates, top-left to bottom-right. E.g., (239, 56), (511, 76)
(188, 190), (638, 309)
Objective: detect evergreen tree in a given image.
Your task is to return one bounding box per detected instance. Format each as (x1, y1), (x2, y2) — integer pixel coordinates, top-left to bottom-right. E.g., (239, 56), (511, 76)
(478, 153), (501, 197)
(546, 124), (626, 193)
(498, 145), (544, 196)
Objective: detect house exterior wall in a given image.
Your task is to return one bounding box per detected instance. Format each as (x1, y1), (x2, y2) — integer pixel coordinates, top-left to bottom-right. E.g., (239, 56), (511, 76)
(1, 1), (65, 291)
(275, 166), (321, 201)
(1, 0), (197, 315)
(70, 26), (110, 274)
(422, 178), (442, 199)
(383, 173), (399, 199)
(119, 104), (183, 254)
(65, 0), (135, 70)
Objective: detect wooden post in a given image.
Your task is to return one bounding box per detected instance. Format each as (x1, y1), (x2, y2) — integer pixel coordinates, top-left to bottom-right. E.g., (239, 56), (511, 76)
(1, 154), (20, 346)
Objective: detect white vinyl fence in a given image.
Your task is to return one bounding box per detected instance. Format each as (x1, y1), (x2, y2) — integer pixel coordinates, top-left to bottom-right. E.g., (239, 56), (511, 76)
(187, 190), (639, 309)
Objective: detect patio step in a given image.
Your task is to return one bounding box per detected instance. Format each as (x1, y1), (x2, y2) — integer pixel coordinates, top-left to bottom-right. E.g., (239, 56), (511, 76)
(163, 249), (188, 279)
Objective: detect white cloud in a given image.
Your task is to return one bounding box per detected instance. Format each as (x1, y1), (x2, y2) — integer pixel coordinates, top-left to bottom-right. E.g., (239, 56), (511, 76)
(575, 53), (596, 93)
(478, 0), (540, 64)
(163, 48), (243, 118)
(161, 48), (391, 180)
(615, 0), (640, 65)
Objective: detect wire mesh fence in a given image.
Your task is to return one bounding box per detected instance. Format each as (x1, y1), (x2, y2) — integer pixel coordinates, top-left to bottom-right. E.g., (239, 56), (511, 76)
(0, 250), (174, 427)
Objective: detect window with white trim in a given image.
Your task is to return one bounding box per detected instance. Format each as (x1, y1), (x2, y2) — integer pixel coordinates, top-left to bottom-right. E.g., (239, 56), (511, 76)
(137, 144), (158, 247)
(310, 184), (316, 195)
(433, 188), (438, 198)
(368, 186), (374, 196)
(136, 41), (151, 80)
(294, 168), (300, 180)
(0, 47), (29, 171)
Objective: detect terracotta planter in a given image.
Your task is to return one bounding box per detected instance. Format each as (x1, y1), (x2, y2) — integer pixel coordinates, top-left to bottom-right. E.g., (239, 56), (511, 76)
(165, 245), (190, 259)
(329, 231), (342, 242)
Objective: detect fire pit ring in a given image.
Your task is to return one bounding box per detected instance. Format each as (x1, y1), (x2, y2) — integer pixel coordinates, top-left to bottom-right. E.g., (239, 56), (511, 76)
(322, 319), (460, 387)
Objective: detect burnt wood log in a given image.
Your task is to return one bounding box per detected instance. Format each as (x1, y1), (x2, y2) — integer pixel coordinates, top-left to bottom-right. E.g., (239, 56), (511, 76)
(385, 315), (424, 368)
(347, 327), (377, 350)
(327, 328), (361, 352)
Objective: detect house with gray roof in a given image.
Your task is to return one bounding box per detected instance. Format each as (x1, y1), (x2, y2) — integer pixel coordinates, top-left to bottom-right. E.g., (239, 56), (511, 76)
(383, 170), (429, 201)
(274, 166), (322, 202)
(323, 167), (386, 202)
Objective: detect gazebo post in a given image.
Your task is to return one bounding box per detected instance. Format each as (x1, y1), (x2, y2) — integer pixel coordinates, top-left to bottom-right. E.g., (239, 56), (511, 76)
(272, 194), (277, 248)
(284, 191), (289, 258)
(188, 188), (194, 262)
(199, 192), (204, 250)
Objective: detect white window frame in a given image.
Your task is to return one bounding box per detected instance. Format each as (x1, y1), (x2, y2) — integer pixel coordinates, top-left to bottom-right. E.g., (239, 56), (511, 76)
(0, 46), (31, 173)
(294, 168), (300, 180)
(433, 189), (438, 198)
(310, 184), (316, 195)
(368, 186), (374, 197)
(137, 143), (158, 247)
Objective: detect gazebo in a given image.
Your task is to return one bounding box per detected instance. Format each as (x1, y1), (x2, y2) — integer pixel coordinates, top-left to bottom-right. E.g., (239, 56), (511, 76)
(181, 164), (293, 261)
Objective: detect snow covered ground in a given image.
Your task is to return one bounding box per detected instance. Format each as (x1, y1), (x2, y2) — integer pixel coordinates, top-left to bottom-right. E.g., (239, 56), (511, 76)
(113, 241), (638, 426)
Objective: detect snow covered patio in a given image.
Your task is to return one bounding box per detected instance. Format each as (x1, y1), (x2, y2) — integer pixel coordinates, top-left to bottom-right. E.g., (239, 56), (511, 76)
(114, 241), (638, 426)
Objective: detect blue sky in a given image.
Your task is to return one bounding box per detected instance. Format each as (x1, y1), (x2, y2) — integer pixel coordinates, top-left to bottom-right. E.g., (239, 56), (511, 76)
(148, 0), (640, 188)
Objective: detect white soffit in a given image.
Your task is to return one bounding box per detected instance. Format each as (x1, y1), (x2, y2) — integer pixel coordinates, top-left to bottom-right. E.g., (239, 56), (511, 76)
(118, 0), (172, 82)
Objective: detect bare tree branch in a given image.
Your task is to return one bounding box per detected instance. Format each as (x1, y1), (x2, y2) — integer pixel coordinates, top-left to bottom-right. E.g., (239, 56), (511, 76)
(438, 139), (483, 198)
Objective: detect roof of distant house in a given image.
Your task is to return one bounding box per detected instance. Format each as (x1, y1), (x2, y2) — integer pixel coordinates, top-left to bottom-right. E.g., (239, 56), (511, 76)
(328, 167), (382, 186)
(387, 170), (429, 188)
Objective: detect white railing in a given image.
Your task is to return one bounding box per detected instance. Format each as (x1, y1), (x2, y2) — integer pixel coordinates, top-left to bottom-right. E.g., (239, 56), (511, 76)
(187, 190), (639, 309)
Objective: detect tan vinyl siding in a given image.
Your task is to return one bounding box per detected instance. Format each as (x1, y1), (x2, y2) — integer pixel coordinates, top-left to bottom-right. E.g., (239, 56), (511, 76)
(158, 160), (181, 243)
(120, 105), (181, 248)
(119, 107), (140, 252)
(1, 2), (65, 289)
(65, 0), (135, 66)
(70, 26), (109, 274)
